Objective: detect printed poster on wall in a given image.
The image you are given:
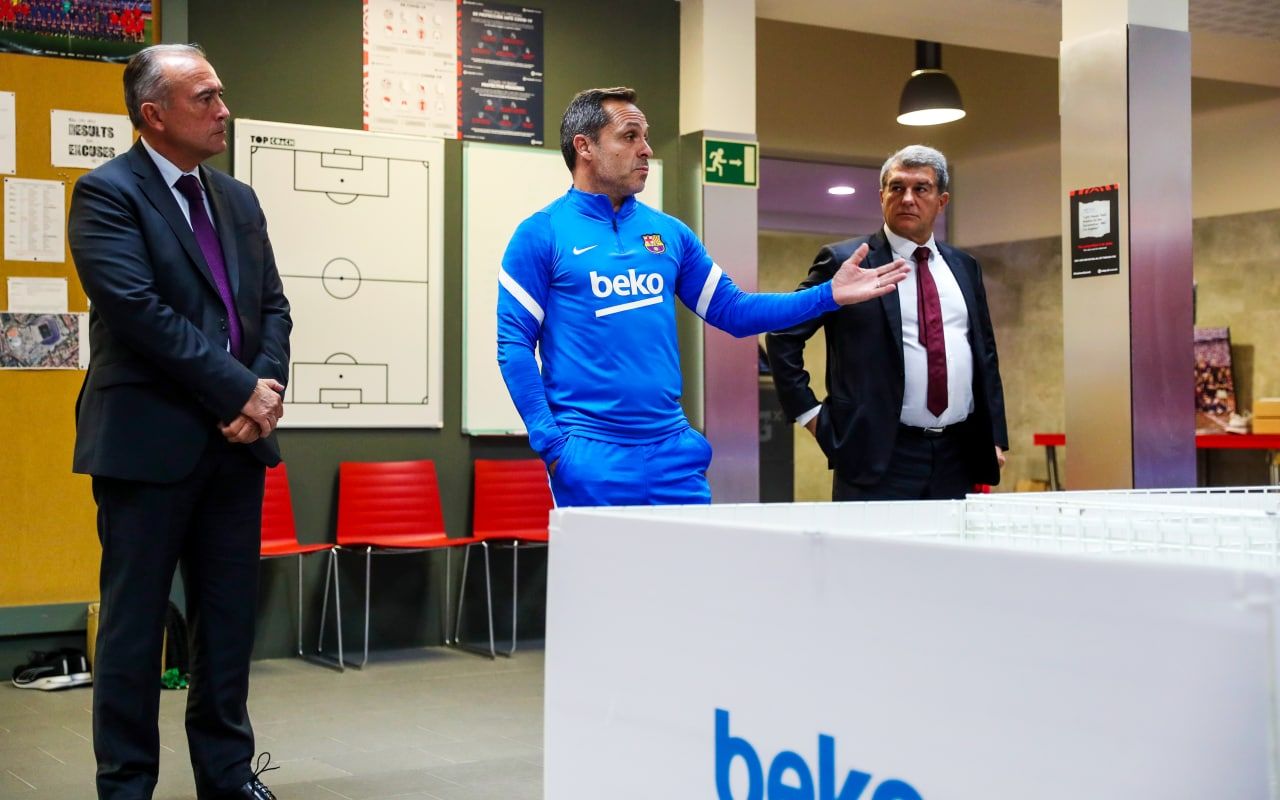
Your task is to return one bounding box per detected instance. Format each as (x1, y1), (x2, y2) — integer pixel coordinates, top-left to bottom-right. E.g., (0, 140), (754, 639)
(362, 0), (459, 138)
(458, 1), (543, 146)
(50, 110), (133, 169)
(0, 0), (157, 62)
(1069, 183), (1120, 279)
(362, 0), (543, 146)
(0, 313), (88, 370)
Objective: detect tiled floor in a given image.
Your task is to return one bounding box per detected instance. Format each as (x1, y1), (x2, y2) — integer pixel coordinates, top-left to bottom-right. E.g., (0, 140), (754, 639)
(0, 647), (544, 799)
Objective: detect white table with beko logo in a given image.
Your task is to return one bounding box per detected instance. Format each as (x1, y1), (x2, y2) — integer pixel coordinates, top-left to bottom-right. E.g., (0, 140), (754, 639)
(543, 490), (1280, 800)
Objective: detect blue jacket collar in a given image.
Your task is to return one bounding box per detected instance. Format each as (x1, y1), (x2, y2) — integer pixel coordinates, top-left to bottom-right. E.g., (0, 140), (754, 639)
(567, 186), (637, 221)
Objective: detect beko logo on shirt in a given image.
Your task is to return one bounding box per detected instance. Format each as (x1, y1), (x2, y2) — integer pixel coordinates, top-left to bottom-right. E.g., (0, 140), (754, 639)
(589, 269), (665, 317)
(715, 709), (922, 800)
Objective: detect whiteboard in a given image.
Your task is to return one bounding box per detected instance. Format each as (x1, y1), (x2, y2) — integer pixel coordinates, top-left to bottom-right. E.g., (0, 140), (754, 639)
(462, 142), (663, 435)
(234, 119), (445, 428)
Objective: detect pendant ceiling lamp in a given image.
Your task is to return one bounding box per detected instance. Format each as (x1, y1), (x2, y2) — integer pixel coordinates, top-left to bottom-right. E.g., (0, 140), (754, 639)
(897, 40), (966, 126)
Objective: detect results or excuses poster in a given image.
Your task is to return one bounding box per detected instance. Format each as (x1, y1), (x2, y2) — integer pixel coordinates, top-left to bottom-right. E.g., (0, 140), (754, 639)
(1069, 183), (1120, 279)
(458, 1), (543, 146)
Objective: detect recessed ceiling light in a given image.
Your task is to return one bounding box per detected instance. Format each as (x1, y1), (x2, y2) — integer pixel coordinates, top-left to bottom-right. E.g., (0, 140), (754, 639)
(827, 185), (856, 196)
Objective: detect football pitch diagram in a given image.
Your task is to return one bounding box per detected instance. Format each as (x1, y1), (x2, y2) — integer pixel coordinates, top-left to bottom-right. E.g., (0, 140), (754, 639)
(235, 120), (444, 428)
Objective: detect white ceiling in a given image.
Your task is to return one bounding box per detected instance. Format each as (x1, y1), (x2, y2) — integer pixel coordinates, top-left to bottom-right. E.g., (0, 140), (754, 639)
(756, 0), (1280, 87)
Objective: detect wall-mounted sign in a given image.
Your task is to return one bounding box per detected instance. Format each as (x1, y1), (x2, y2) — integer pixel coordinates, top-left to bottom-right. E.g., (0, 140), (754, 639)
(703, 139), (757, 188)
(362, 0), (459, 139)
(1069, 183), (1120, 279)
(50, 110), (132, 169)
(363, 0), (543, 147)
(458, 1), (544, 146)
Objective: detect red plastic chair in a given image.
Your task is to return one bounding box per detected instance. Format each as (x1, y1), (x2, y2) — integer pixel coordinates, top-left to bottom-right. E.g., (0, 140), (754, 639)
(318, 460), (477, 668)
(454, 459), (553, 659)
(259, 463), (339, 665)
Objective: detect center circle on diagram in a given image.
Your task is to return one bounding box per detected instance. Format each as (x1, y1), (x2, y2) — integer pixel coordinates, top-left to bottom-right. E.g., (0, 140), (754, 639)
(322, 258), (362, 299)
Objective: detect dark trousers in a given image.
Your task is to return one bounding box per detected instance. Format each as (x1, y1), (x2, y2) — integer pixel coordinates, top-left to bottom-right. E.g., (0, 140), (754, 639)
(92, 437), (265, 800)
(833, 425), (971, 501)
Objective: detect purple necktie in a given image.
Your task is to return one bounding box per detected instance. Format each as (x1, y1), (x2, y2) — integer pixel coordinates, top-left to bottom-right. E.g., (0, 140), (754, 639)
(175, 174), (241, 358)
(913, 246), (948, 417)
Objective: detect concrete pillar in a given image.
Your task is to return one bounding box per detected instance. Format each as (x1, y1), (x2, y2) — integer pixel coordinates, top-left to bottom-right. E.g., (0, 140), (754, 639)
(1060, 0), (1195, 489)
(680, 0), (760, 502)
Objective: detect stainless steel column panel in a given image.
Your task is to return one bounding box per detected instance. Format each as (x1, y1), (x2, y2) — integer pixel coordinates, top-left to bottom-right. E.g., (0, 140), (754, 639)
(701, 182), (760, 503)
(1128, 25), (1195, 488)
(1061, 28), (1134, 489)
(1060, 17), (1195, 490)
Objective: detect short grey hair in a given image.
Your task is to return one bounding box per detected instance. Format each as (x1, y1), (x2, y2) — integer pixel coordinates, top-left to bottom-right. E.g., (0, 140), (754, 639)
(559, 87), (637, 171)
(123, 43), (207, 129)
(880, 145), (950, 194)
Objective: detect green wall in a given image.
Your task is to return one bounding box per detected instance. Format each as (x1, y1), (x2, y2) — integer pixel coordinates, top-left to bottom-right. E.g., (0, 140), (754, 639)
(188, 0), (683, 657)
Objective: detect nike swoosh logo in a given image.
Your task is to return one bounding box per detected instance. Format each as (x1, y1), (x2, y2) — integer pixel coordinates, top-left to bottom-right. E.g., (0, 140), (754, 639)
(572, 245), (598, 256)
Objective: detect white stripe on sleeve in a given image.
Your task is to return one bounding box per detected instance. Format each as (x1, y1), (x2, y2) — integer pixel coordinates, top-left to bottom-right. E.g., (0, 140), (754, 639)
(695, 263), (723, 319)
(498, 267), (545, 325)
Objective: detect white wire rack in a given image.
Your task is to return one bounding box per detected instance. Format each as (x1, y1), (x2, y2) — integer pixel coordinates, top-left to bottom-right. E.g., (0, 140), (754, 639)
(954, 487), (1280, 568)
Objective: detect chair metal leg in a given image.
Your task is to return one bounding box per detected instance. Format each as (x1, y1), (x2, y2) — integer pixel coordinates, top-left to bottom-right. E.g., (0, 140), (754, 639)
(451, 542), (497, 659)
(295, 554), (304, 657)
(507, 545), (520, 656)
(442, 548), (453, 645)
(496, 542), (547, 658)
(358, 546), (372, 669)
(482, 543), (495, 658)
(318, 549), (333, 653)
(312, 548), (345, 671)
(454, 543), (472, 645)
(333, 551), (344, 669)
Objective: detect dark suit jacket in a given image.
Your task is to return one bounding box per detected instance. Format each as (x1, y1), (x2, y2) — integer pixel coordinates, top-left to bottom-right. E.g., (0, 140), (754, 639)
(69, 140), (291, 483)
(766, 230), (1008, 487)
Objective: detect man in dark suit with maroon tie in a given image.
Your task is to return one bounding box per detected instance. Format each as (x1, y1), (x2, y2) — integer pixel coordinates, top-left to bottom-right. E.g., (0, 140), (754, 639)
(766, 145), (1008, 501)
(69, 44), (290, 800)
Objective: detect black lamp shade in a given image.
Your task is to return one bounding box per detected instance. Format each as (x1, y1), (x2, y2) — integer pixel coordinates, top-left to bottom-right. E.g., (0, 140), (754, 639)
(897, 41), (965, 126)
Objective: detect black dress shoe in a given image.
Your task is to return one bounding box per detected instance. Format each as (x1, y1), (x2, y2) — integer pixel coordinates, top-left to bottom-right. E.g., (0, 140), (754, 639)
(224, 777), (277, 799)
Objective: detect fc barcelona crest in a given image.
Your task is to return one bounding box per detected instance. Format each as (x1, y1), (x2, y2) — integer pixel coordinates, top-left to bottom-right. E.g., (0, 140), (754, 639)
(642, 233), (666, 254)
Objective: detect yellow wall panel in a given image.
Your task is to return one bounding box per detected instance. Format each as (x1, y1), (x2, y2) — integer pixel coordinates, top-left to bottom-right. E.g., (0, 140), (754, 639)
(0, 53), (129, 607)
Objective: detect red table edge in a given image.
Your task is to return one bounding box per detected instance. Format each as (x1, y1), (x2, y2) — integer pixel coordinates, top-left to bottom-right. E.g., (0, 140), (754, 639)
(1033, 432), (1280, 450)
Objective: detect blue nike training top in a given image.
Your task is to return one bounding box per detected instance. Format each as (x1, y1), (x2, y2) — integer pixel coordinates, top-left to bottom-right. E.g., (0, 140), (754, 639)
(497, 187), (838, 466)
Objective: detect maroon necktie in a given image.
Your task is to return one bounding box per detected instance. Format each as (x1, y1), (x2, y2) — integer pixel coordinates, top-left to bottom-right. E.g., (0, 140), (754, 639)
(913, 246), (948, 417)
(175, 174), (242, 358)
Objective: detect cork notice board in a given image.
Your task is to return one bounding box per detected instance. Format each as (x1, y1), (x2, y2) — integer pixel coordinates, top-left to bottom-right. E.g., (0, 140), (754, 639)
(0, 54), (130, 607)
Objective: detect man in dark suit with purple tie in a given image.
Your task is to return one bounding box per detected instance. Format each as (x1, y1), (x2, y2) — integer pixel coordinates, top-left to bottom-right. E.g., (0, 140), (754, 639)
(69, 44), (290, 800)
(766, 145), (1008, 501)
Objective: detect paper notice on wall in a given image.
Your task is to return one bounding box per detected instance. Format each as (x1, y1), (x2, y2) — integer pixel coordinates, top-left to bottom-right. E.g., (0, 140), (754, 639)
(0, 312), (87, 369)
(6, 277), (68, 313)
(0, 91), (15, 175)
(1069, 184), (1120, 279)
(363, 0), (459, 138)
(1077, 199), (1111, 239)
(4, 177), (66, 262)
(50, 110), (133, 169)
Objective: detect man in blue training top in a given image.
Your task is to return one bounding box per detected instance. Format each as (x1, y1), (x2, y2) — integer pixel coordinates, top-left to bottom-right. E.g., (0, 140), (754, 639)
(497, 87), (909, 507)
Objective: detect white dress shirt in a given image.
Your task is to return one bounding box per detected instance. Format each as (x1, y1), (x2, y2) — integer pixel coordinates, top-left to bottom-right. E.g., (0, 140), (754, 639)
(886, 224), (973, 427)
(139, 136), (215, 230)
(795, 226), (974, 429)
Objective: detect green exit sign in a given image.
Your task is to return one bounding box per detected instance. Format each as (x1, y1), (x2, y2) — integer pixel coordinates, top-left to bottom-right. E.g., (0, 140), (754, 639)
(703, 139), (758, 187)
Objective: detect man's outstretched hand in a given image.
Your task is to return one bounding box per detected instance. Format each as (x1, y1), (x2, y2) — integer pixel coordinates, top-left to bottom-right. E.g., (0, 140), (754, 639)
(830, 243), (910, 306)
